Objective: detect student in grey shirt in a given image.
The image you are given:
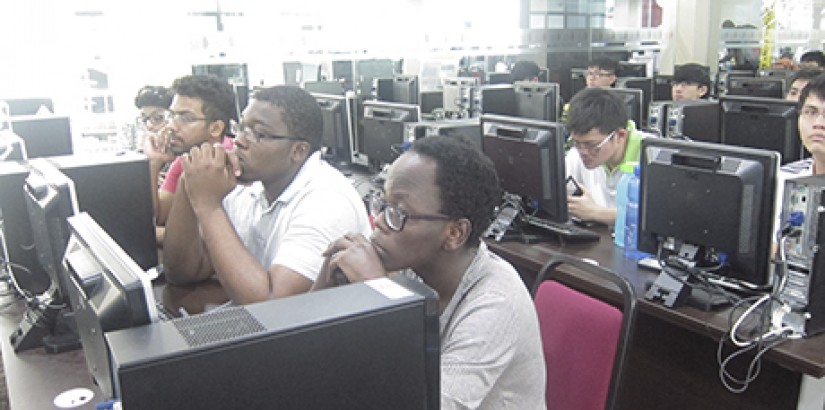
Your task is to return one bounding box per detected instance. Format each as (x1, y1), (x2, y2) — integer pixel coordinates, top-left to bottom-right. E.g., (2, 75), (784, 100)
(314, 136), (546, 409)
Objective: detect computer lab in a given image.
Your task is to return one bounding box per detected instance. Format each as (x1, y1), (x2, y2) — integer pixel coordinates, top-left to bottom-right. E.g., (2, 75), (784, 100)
(2, 1), (825, 409)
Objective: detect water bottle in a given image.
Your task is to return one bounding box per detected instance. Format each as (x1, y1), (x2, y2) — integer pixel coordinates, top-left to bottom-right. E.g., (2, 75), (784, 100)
(624, 164), (649, 260)
(613, 163), (636, 247)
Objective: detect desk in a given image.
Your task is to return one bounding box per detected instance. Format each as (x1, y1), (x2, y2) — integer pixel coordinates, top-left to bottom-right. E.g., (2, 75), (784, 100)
(0, 279), (228, 410)
(487, 226), (825, 410)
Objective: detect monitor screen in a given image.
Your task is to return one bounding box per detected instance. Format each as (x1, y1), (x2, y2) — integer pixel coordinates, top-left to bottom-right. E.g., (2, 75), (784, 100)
(726, 77), (785, 99)
(477, 85), (516, 117)
(480, 114), (568, 223)
(311, 93), (355, 167)
(0, 132), (27, 161)
(10, 115), (72, 158)
(419, 90), (444, 115)
(358, 101), (419, 170)
(638, 138), (779, 289)
(392, 75), (419, 104)
(1, 98), (54, 116)
(515, 81), (561, 122)
(720, 95), (802, 165)
(63, 211), (157, 399)
(609, 88), (644, 127)
(106, 275), (439, 409)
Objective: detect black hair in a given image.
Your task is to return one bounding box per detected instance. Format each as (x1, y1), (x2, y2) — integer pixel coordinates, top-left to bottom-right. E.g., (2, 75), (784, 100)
(800, 51), (825, 67)
(673, 63), (711, 93)
(510, 60), (540, 82)
(251, 86), (323, 152)
(798, 73), (825, 109)
(566, 88), (628, 136)
(791, 69), (823, 85)
(587, 56), (620, 74)
(134, 86), (172, 109)
(171, 74), (236, 136)
(409, 136), (501, 247)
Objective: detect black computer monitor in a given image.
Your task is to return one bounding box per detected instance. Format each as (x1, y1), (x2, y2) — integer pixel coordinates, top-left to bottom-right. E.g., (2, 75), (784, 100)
(720, 95), (802, 164)
(487, 72), (512, 84)
(480, 114), (568, 223)
(62, 212), (157, 399)
(304, 81), (346, 96)
(478, 85), (516, 117)
(610, 88), (644, 126)
(619, 62), (647, 78)
(106, 275), (439, 409)
(514, 81), (561, 122)
(638, 138), (779, 290)
(1, 98), (54, 116)
(392, 75), (419, 104)
(419, 90), (444, 115)
(311, 93), (355, 167)
(358, 101), (419, 170)
(652, 75), (673, 101)
(616, 77), (653, 122)
(726, 77), (785, 99)
(569, 68), (587, 99)
(0, 132), (27, 161)
(10, 115), (72, 158)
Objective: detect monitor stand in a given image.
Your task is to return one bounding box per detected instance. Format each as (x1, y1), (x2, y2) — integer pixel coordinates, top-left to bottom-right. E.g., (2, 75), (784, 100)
(9, 288), (80, 353)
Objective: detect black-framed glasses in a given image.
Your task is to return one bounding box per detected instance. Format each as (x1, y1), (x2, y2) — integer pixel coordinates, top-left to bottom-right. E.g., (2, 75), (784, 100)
(163, 111), (209, 124)
(139, 110), (169, 127)
(369, 194), (451, 232)
(570, 130), (616, 155)
(586, 70), (614, 78)
(231, 122), (305, 143)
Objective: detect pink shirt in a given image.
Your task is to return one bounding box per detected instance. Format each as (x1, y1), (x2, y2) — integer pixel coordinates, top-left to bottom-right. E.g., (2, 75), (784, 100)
(160, 136), (234, 193)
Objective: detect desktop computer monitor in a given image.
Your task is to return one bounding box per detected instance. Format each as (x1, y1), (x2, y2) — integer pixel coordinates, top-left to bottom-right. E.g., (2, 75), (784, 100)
(569, 68), (587, 99)
(1, 98), (54, 116)
(664, 100), (721, 143)
(105, 275), (439, 409)
(638, 138), (779, 289)
(514, 81), (560, 122)
(616, 77), (653, 122)
(610, 88), (644, 127)
(62, 212), (157, 399)
(358, 100), (419, 170)
(392, 75), (419, 104)
(720, 95), (802, 164)
(10, 115), (72, 158)
(404, 119), (482, 150)
(487, 72), (512, 84)
(618, 62), (647, 78)
(0, 132), (27, 161)
(716, 70), (755, 97)
(480, 114), (568, 223)
(419, 90), (444, 116)
(653, 75), (673, 101)
(311, 93), (355, 167)
(303, 81), (346, 96)
(726, 77), (785, 99)
(477, 85), (516, 117)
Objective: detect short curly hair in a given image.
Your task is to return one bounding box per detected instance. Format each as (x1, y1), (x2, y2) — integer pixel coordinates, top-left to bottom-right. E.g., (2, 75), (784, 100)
(134, 85), (172, 109)
(171, 74), (237, 136)
(409, 136), (501, 247)
(251, 86), (324, 152)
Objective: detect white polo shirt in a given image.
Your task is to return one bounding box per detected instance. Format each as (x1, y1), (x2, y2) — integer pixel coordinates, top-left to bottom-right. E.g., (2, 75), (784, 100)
(222, 152), (372, 281)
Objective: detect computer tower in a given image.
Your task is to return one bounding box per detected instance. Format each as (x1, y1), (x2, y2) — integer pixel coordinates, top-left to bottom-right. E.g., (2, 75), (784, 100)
(777, 175), (825, 336)
(647, 101), (669, 136)
(442, 77), (478, 118)
(665, 100), (721, 143)
(107, 276), (440, 410)
(404, 118), (481, 149)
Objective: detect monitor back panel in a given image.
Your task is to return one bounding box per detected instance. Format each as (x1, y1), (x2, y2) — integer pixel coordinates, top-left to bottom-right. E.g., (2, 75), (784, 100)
(10, 115), (72, 159)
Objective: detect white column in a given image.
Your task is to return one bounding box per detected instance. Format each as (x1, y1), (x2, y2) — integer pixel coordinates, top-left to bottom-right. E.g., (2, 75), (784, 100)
(658, 0), (723, 74)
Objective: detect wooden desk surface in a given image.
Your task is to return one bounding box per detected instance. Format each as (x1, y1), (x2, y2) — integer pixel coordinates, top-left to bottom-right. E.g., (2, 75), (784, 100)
(486, 225), (825, 379)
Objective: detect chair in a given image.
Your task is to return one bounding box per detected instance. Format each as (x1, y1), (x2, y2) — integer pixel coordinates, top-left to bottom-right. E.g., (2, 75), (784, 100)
(531, 252), (637, 410)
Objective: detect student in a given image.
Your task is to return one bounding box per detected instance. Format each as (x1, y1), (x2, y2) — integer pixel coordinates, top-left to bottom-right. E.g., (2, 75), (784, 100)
(142, 75), (236, 245)
(510, 60), (541, 82)
(162, 85), (371, 304)
(671, 63), (711, 101)
(134, 85), (172, 135)
(313, 136), (546, 410)
(585, 56), (619, 89)
(566, 88), (646, 225)
(799, 50), (825, 70)
(780, 73), (825, 179)
(786, 69), (822, 102)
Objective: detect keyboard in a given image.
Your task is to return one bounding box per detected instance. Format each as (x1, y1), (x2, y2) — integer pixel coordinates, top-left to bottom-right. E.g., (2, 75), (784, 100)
(521, 214), (600, 241)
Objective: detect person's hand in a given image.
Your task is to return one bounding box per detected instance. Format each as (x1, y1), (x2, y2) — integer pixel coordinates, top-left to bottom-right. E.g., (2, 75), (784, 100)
(567, 185), (603, 222)
(143, 128), (175, 166)
(181, 142), (238, 212)
(317, 234), (386, 288)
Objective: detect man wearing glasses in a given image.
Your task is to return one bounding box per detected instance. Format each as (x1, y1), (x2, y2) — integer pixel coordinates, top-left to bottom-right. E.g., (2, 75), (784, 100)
(566, 88), (645, 225)
(313, 136), (546, 410)
(585, 56), (619, 89)
(143, 75), (237, 245)
(163, 86), (371, 304)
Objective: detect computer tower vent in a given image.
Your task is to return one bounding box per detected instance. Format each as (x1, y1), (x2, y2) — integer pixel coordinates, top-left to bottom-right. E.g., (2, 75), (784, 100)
(173, 307), (265, 347)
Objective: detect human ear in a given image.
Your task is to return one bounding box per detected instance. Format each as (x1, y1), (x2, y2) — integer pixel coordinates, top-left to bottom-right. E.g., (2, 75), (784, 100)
(443, 218), (472, 251)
